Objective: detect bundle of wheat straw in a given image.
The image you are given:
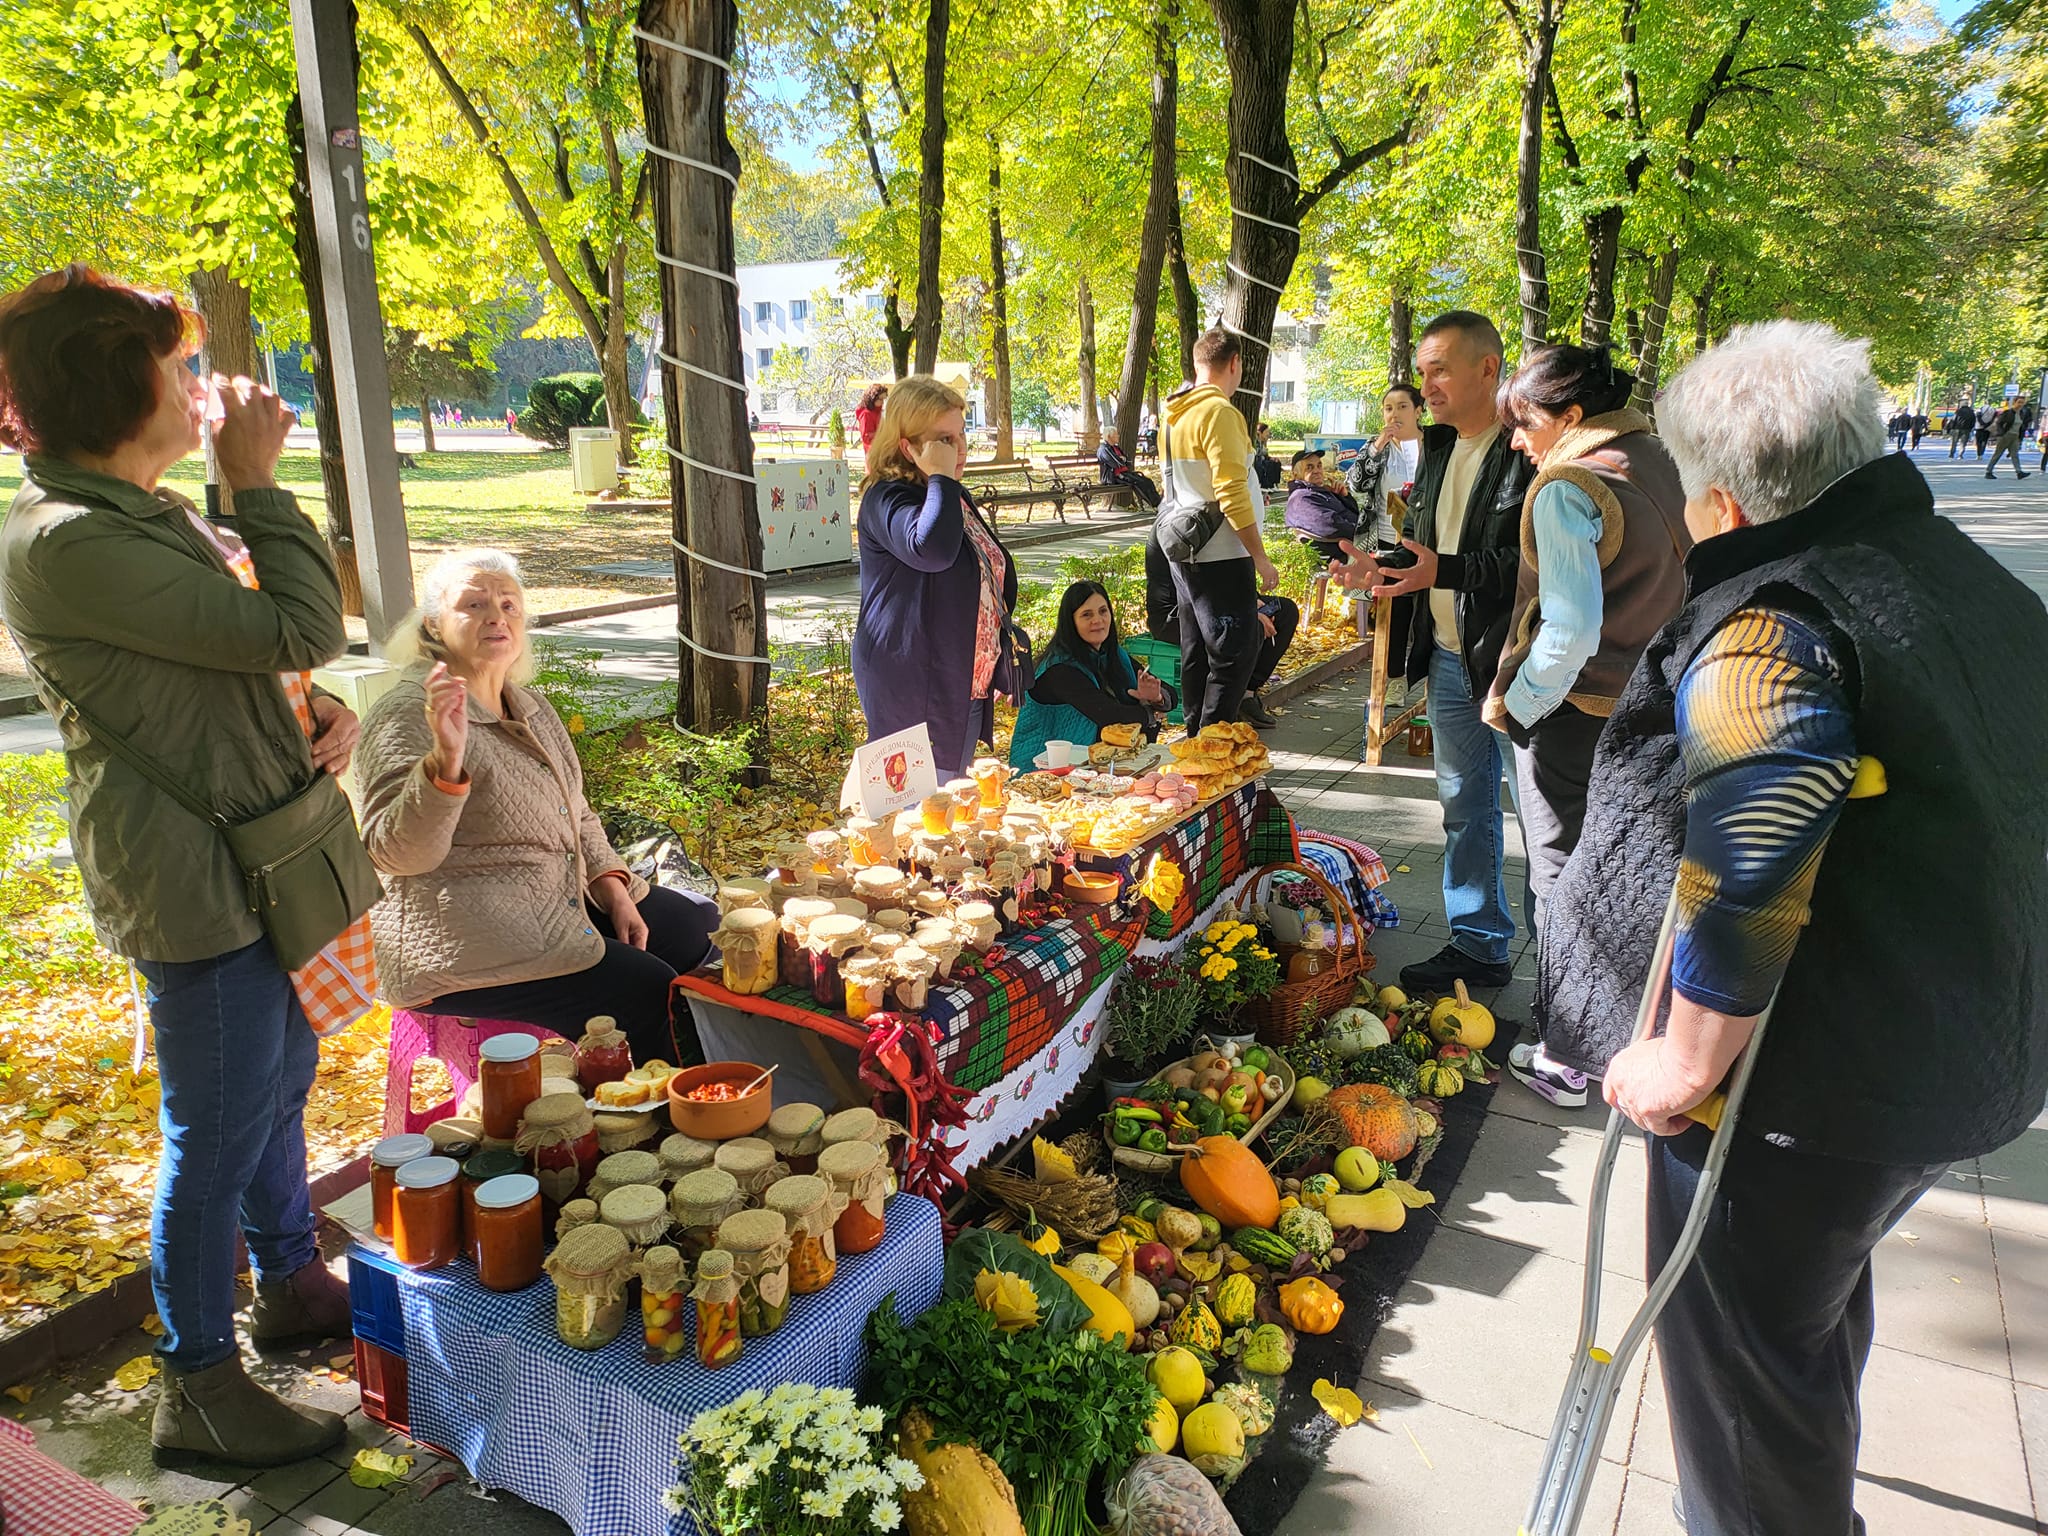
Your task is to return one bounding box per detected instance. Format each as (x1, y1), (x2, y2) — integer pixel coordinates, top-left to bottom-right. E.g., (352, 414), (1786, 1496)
(972, 1166), (1121, 1238)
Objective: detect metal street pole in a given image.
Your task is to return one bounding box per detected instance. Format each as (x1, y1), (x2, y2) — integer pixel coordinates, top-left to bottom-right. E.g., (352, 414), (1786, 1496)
(286, 0), (414, 646)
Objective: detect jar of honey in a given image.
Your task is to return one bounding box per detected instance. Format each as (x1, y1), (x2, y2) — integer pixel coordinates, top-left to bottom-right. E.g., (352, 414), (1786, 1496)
(942, 778), (981, 829)
(478, 1033), (543, 1142)
(457, 1147), (526, 1261)
(638, 1245), (690, 1363)
(546, 1224), (633, 1350)
(691, 1249), (743, 1369)
(669, 1167), (746, 1258)
(816, 1140), (890, 1255)
(971, 756), (1009, 809)
(472, 1173), (543, 1292)
(573, 1016), (633, 1093)
(715, 908), (781, 996)
(714, 1137), (788, 1199)
(778, 898), (837, 990)
(391, 1155), (460, 1270)
(918, 793), (954, 837)
(764, 1174), (846, 1294)
(763, 1103), (827, 1175)
(515, 1092), (600, 1210)
(369, 1133), (433, 1243)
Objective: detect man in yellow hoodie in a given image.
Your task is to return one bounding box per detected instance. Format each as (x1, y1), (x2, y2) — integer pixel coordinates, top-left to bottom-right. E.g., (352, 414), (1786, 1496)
(1155, 328), (1281, 733)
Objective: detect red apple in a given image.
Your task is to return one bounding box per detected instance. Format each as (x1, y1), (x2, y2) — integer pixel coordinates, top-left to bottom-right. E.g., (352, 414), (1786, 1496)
(1135, 1241), (1177, 1284)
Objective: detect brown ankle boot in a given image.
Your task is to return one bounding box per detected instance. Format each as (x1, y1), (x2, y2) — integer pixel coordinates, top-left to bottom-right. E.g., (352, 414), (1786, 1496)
(152, 1355), (344, 1468)
(250, 1258), (353, 1351)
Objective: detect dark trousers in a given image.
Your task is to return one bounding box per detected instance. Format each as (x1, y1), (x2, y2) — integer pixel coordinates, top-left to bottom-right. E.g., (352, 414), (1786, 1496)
(1649, 1124), (1946, 1536)
(427, 884), (720, 1064)
(1512, 702), (1605, 949)
(1248, 594), (1300, 692)
(1977, 428), (1992, 456)
(1168, 556), (1261, 733)
(1112, 469), (1162, 509)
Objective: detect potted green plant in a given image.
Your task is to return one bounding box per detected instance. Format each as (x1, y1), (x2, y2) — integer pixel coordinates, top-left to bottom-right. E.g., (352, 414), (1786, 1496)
(1191, 913), (1283, 1048)
(827, 406), (847, 460)
(1101, 952), (1201, 1101)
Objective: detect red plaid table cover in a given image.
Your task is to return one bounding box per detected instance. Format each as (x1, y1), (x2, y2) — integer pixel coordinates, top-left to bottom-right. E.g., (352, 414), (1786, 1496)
(0, 1418), (142, 1536)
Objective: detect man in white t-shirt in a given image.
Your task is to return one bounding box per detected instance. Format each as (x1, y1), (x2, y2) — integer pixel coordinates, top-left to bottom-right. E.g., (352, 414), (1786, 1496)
(1331, 312), (1533, 994)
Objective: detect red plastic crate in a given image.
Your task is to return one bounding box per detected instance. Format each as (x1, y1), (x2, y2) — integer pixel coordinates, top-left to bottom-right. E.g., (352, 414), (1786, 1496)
(354, 1337), (410, 1435)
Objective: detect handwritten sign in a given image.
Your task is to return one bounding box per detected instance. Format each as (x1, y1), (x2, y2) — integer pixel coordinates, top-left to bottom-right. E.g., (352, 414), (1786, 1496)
(842, 722), (939, 820)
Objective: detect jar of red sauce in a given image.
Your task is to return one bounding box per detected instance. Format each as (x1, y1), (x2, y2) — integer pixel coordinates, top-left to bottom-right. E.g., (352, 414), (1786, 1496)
(472, 1173), (544, 1292)
(369, 1133), (433, 1243)
(816, 1140), (889, 1255)
(515, 1092), (600, 1211)
(574, 1015), (634, 1092)
(392, 1155), (460, 1270)
(458, 1148), (527, 1262)
(478, 1033), (542, 1141)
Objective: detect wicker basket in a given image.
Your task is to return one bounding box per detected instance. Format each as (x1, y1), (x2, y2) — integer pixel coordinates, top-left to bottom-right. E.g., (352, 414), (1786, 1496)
(1240, 860), (1374, 1048)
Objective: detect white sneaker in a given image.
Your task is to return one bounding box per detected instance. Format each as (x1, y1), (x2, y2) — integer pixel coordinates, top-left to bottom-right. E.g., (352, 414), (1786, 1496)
(1507, 1042), (1591, 1108)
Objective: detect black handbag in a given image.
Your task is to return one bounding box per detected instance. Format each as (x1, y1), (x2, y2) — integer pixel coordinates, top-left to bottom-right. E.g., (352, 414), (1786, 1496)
(38, 671), (382, 971)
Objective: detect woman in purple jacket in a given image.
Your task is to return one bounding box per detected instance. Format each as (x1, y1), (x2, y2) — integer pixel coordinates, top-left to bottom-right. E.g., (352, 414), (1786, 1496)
(852, 376), (1020, 777)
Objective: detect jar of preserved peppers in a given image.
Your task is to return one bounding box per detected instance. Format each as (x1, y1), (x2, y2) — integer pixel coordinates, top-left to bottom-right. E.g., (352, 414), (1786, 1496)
(369, 1133), (433, 1243)
(545, 1223), (633, 1350)
(691, 1249), (743, 1369)
(587, 1149), (662, 1204)
(816, 1140), (890, 1255)
(713, 1137), (787, 1199)
(637, 1245), (690, 1363)
(391, 1156), (460, 1270)
(478, 1033), (543, 1142)
(763, 1175), (847, 1294)
(669, 1168), (746, 1258)
(715, 1208), (792, 1336)
(457, 1147), (526, 1261)
(763, 1103), (827, 1175)
(657, 1133), (718, 1183)
(573, 1016), (634, 1094)
(600, 1183), (672, 1252)
(516, 1092), (599, 1210)
(472, 1173), (544, 1292)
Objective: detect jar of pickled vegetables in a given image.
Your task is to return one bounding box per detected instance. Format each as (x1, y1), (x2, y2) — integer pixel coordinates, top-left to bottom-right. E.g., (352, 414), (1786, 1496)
(478, 1033), (543, 1142)
(777, 898), (836, 990)
(392, 1156), (460, 1270)
(600, 1183), (672, 1252)
(713, 1137), (787, 1200)
(669, 1168), (746, 1258)
(637, 1245), (690, 1363)
(369, 1133), (433, 1243)
(573, 1016), (633, 1094)
(763, 1174), (846, 1294)
(587, 1148), (662, 1204)
(715, 908), (781, 996)
(555, 1198), (599, 1241)
(473, 1173), (543, 1292)
(515, 1092), (599, 1210)
(657, 1133), (718, 1183)
(763, 1103), (826, 1175)
(816, 1140), (890, 1255)
(457, 1147), (526, 1262)
(820, 1107), (901, 1198)
(545, 1223), (633, 1350)
(840, 954), (888, 1020)
(716, 1208), (792, 1336)
(691, 1249), (744, 1369)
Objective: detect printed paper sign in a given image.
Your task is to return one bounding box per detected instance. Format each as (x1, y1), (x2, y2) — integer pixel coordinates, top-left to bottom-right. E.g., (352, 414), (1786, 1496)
(843, 722), (939, 820)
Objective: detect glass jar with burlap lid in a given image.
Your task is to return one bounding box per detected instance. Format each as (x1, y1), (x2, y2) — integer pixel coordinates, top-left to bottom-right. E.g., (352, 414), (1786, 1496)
(424, 1119), (481, 1161)
(763, 1174), (848, 1294)
(600, 1183), (672, 1251)
(714, 908), (781, 996)
(770, 840), (814, 885)
(816, 1140), (890, 1255)
(669, 1167), (747, 1258)
(869, 908), (913, 936)
(638, 1244), (690, 1363)
(778, 897), (837, 989)
(715, 876), (771, 914)
(763, 1103), (827, 1174)
(545, 1222), (633, 1349)
(805, 913), (871, 1007)
(516, 1092), (599, 1208)
(594, 1109), (657, 1157)
(587, 1148), (662, 1204)
(911, 921), (965, 979)
(574, 1016), (633, 1093)
(955, 900), (999, 951)
(714, 1136), (788, 1198)
(806, 828), (846, 873)
(889, 945), (938, 1014)
(839, 953), (888, 1021)
(715, 1207), (792, 1336)
(820, 1106), (903, 1197)
(658, 1133), (718, 1182)
(691, 1248), (744, 1368)
(555, 1198), (599, 1241)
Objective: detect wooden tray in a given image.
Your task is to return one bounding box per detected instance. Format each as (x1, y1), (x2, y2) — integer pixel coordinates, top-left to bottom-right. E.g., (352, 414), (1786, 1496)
(1107, 1052), (1297, 1174)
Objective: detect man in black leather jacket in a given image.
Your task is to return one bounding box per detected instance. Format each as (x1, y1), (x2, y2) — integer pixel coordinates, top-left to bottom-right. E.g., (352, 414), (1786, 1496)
(1332, 311), (1533, 993)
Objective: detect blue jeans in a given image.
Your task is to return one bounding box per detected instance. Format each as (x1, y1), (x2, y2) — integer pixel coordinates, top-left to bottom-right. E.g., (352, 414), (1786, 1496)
(1428, 644), (1521, 965)
(136, 936), (320, 1372)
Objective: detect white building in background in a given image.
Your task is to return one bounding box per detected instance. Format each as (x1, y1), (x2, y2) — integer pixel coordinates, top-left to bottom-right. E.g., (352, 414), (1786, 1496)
(736, 259), (880, 420)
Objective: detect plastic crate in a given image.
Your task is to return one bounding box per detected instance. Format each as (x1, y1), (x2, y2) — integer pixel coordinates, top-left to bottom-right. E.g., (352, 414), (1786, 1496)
(353, 1337), (410, 1435)
(1122, 638), (1184, 727)
(346, 1247), (407, 1357)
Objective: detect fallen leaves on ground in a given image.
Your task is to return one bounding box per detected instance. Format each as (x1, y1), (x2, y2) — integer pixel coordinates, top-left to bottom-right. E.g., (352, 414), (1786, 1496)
(112, 1355), (159, 1391)
(349, 1446), (414, 1489)
(1312, 1378), (1368, 1426)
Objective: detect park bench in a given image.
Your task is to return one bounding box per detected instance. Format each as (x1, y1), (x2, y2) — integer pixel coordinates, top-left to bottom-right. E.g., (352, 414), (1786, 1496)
(1038, 452), (1140, 517)
(963, 458), (1078, 524)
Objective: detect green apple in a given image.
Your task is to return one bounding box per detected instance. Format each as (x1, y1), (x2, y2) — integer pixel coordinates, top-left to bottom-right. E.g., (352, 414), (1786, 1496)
(1334, 1145), (1383, 1192)
(1293, 1075), (1331, 1108)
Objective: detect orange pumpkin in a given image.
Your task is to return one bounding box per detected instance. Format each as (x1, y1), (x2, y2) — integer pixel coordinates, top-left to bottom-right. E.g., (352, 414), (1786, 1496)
(1325, 1083), (1422, 1162)
(1177, 1135), (1281, 1230)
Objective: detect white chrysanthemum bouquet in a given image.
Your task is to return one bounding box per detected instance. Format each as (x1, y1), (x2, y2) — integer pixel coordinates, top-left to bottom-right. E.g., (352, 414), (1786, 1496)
(670, 1384), (925, 1534)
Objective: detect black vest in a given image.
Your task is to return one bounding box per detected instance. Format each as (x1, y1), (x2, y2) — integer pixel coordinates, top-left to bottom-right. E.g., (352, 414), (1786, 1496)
(1538, 453), (2048, 1165)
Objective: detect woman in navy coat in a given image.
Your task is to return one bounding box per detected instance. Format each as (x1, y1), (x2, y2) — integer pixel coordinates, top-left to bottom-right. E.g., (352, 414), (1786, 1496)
(851, 376), (1020, 778)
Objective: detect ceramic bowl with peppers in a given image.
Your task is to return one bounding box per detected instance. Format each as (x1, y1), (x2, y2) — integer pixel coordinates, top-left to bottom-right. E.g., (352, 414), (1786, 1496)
(667, 1061), (773, 1139)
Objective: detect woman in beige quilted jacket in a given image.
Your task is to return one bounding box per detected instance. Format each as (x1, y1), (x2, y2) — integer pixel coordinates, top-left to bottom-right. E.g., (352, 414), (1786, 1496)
(355, 549), (719, 1060)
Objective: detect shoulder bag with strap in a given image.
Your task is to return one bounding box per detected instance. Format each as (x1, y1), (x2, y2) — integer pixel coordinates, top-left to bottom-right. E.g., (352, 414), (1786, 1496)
(1151, 408), (1228, 563)
(36, 669), (382, 972)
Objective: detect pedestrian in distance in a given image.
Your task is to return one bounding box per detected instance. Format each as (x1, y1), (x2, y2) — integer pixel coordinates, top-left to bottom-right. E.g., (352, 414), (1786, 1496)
(1251, 420), (1284, 490)
(1948, 400), (1974, 458)
(1986, 402), (2031, 480)
(853, 382), (887, 453)
(1976, 407), (1995, 457)
(1538, 318), (2048, 1536)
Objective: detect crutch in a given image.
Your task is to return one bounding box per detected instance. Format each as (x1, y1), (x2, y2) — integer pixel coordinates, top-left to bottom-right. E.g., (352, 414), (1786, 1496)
(1519, 886), (1781, 1536)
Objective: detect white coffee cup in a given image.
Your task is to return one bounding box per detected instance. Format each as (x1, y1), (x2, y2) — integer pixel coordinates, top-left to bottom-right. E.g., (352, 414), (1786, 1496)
(1043, 739), (1075, 768)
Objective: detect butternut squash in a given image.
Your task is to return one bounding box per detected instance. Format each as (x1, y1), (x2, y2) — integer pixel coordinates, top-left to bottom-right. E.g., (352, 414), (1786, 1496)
(1325, 1187), (1405, 1233)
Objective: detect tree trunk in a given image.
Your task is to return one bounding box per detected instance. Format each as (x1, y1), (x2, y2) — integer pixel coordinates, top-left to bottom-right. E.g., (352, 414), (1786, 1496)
(911, 0), (949, 375)
(285, 90), (363, 616)
(1166, 191), (1201, 381)
(1115, 0), (1179, 448)
(1076, 274), (1100, 446)
(1691, 262), (1720, 354)
(986, 137), (1014, 462)
(420, 394), (437, 453)
(1211, 0), (1300, 433)
(1632, 246), (1681, 414)
(636, 0), (770, 760)
(884, 289), (914, 379)
(1389, 290), (1413, 383)
(600, 310), (637, 465)
(1581, 204), (1623, 347)
(1513, 0), (1561, 359)
(191, 268), (260, 380)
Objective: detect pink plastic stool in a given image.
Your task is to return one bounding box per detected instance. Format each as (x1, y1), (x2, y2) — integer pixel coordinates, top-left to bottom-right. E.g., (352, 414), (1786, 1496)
(382, 1011), (565, 1137)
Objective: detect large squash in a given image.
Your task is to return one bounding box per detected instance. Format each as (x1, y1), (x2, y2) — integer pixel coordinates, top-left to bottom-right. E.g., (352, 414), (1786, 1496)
(1428, 980), (1496, 1050)
(1326, 1083), (1422, 1162)
(1177, 1135), (1282, 1229)
(1052, 1263), (1137, 1347)
(897, 1407), (1028, 1536)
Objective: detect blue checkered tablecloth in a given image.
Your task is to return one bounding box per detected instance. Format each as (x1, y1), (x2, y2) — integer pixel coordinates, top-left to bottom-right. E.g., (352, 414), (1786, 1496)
(391, 1195), (945, 1536)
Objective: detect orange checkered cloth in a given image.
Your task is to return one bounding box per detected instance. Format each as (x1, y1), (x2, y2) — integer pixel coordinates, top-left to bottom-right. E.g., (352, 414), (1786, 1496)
(201, 514), (378, 1037)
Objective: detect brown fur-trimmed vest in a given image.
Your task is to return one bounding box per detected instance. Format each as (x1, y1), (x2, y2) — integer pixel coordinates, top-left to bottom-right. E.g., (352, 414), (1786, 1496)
(1484, 411), (1691, 726)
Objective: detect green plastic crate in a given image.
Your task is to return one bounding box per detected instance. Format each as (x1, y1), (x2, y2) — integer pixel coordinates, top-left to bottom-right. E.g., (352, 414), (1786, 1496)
(1123, 637), (1184, 727)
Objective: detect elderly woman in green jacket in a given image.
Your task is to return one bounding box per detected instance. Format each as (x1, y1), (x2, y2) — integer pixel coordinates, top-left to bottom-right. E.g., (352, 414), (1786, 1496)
(0, 268), (360, 1469)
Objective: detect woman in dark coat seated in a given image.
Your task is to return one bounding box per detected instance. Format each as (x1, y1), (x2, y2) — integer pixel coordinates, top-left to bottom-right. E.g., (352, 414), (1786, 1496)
(1008, 581), (1174, 768)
